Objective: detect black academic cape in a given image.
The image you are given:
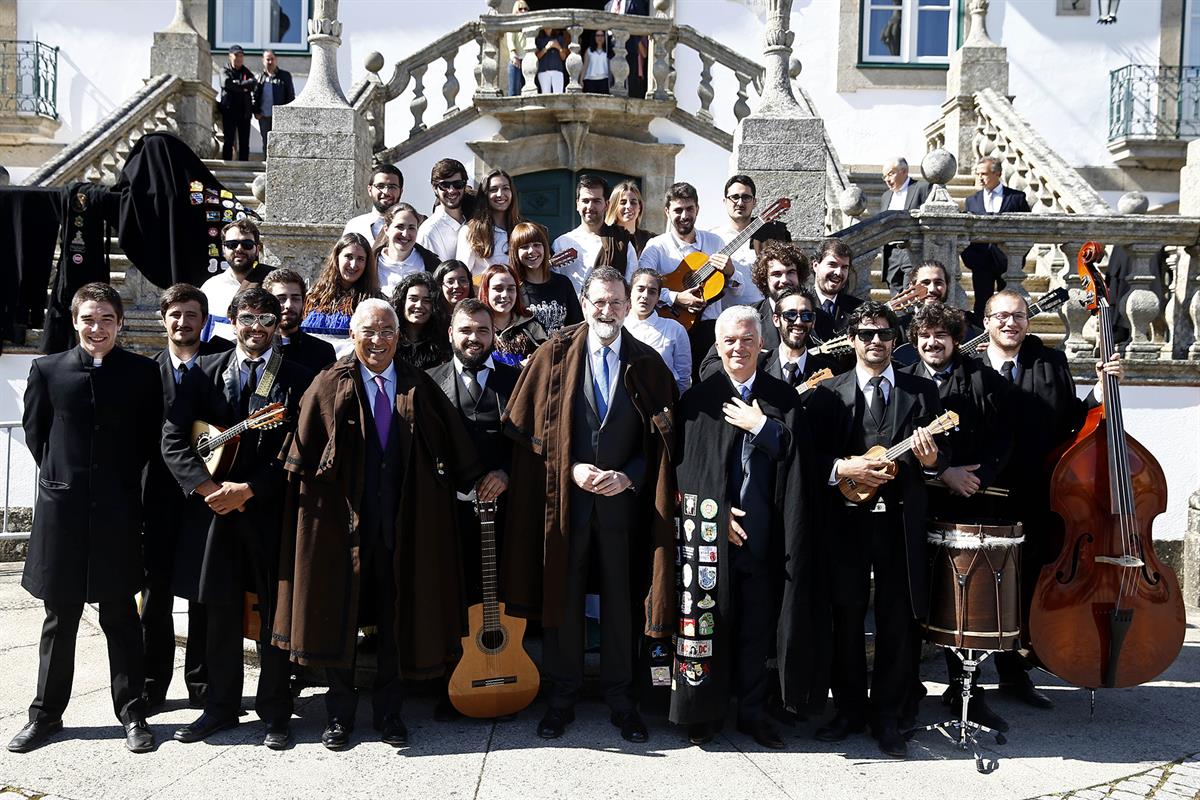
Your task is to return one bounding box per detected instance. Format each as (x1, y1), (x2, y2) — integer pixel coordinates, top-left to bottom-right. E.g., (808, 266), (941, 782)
(668, 369), (823, 724)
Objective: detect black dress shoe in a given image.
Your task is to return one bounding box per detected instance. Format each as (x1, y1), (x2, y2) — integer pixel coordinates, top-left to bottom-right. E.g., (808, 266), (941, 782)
(263, 720), (291, 750)
(999, 681), (1054, 709)
(611, 710), (648, 743)
(380, 715), (408, 747)
(433, 697), (461, 722)
(125, 719), (155, 753)
(322, 719), (352, 750)
(814, 713), (866, 742)
(876, 723), (908, 759)
(536, 707), (575, 739)
(737, 719), (785, 749)
(7, 719), (63, 753)
(173, 713), (238, 743)
(687, 722), (714, 745)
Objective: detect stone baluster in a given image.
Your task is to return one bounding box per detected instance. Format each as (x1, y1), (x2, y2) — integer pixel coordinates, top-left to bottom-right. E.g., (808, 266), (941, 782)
(363, 52), (388, 153)
(565, 24), (584, 94)
(521, 26), (540, 97)
(443, 52), (460, 116)
(650, 31), (671, 101)
(610, 29), (631, 97)
(1058, 241), (1095, 359)
(1123, 243), (1166, 360)
(1003, 242), (1032, 302)
(409, 63), (428, 134)
(1186, 245), (1200, 360)
(733, 71), (752, 124)
(479, 28), (501, 96)
(696, 53), (715, 122)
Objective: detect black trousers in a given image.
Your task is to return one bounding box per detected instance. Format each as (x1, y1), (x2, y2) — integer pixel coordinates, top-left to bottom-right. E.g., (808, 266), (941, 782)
(204, 598), (291, 724)
(221, 111), (251, 161)
(545, 512), (634, 713)
(829, 508), (921, 724)
(140, 578), (207, 704)
(962, 244), (1006, 321)
(258, 116), (273, 154)
(29, 598), (145, 725)
(325, 523), (402, 727)
(729, 546), (772, 723)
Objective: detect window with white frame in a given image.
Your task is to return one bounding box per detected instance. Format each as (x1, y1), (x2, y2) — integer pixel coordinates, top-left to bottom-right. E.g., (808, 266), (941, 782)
(213, 0), (310, 52)
(860, 0), (958, 66)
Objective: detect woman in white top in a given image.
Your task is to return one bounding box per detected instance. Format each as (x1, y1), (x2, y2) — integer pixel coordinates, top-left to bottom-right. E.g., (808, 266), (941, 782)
(373, 202), (439, 297)
(623, 267), (691, 394)
(455, 168), (525, 280)
(581, 30), (611, 94)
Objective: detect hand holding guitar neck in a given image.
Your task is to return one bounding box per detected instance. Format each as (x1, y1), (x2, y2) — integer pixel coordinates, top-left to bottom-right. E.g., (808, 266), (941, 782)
(837, 410), (959, 503)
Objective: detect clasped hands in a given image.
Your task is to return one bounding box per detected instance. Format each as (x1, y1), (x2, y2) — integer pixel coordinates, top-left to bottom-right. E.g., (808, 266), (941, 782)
(196, 479), (253, 515)
(571, 463), (632, 496)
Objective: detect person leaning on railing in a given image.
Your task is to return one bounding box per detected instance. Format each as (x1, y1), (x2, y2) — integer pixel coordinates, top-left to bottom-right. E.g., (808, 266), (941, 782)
(507, 0), (531, 95)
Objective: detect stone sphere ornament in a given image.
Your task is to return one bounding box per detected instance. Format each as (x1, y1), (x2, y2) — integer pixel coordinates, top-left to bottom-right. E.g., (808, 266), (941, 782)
(789, 57), (802, 79)
(364, 51), (385, 75)
(1117, 191), (1149, 215)
(921, 148), (958, 186)
(839, 186), (867, 218)
(252, 173), (267, 205)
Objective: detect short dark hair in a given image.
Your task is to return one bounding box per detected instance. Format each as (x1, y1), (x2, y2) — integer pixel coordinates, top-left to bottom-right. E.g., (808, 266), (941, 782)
(71, 282), (124, 321)
(846, 299), (899, 337)
(912, 259), (949, 286)
(430, 158), (467, 184)
(815, 237), (853, 264)
(433, 259), (470, 286)
(773, 285), (818, 311)
(724, 174), (756, 196)
(158, 283), (208, 318)
(577, 173), (610, 200)
(752, 240), (810, 295)
(452, 297), (493, 324)
(222, 218), (261, 243)
(582, 266), (629, 299)
(664, 182), (698, 207)
(629, 267), (663, 291)
(228, 286), (281, 322)
(372, 163), (404, 188)
(908, 301), (966, 346)
(262, 268), (308, 298)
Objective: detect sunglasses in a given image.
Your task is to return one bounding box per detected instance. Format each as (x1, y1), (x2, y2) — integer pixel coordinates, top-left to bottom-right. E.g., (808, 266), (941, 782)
(436, 179), (468, 191)
(853, 328), (897, 342)
(236, 312), (278, 327)
(777, 309), (816, 324)
(223, 239), (257, 251)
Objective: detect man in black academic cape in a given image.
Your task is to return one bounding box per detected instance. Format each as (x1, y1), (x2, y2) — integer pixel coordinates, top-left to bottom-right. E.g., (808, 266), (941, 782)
(891, 260), (985, 367)
(670, 305), (818, 750)
(9, 283), (162, 754)
(162, 287), (314, 749)
(140, 284), (233, 712)
(811, 238), (863, 343)
(263, 268), (337, 374)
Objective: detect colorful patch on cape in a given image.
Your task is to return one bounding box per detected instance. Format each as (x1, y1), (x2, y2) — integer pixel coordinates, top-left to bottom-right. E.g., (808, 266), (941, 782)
(188, 180), (204, 192)
(208, 258), (219, 273)
(699, 546), (717, 563)
(698, 612), (715, 636)
(701, 521), (718, 542)
(649, 641), (669, 660)
(698, 566), (717, 591)
(189, 192), (204, 205)
(680, 617), (695, 636)
(674, 517), (681, 540)
(208, 244), (219, 257)
(220, 189), (233, 199)
(700, 498), (719, 520)
(679, 660), (709, 687)
(684, 519), (695, 542)
(222, 210), (234, 221)
(680, 591), (693, 616)
(235, 211), (247, 221)
(683, 494), (697, 517)
(650, 666), (671, 687)
(676, 638), (713, 658)
(681, 545), (695, 561)
(222, 199), (235, 209)
(206, 211), (220, 221)
(208, 227), (219, 238)
(71, 253), (83, 265)
(697, 593), (716, 610)
(682, 564), (693, 589)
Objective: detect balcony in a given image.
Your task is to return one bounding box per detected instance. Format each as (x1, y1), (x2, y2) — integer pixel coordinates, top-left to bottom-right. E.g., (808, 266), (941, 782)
(0, 39), (58, 119)
(1107, 64), (1200, 170)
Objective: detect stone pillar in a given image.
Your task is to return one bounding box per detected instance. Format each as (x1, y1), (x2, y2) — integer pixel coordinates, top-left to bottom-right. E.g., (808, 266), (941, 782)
(938, 0), (1009, 176)
(732, 0), (826, 239)
(1186, 488), (1200, 609)
(262, 0), (371, 282)
(149, 0), (216, 158)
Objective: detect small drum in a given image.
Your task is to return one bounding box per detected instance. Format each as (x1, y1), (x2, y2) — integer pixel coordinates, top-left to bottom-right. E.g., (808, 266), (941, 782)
(924, 520), (1024, 651)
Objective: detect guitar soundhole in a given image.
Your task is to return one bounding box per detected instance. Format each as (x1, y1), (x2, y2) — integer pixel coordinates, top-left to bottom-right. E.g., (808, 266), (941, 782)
(195, 433), (212, 460)
(479, 628), (507, 653)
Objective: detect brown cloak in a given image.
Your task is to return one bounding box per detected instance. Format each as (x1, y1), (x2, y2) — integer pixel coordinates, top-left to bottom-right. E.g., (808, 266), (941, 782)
(500, 323), (678, 635)
(272, 354), (483, 673)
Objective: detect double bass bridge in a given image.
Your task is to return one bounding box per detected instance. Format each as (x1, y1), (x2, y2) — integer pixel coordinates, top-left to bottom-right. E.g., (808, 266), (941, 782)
(1095, 555), (1145, 568)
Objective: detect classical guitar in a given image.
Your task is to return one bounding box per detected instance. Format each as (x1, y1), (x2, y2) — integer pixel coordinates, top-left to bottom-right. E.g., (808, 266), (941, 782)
(957, 286), (1070, 354)
(812, 283), (930, 358)
(190, 402), (287, 482)
(797, 367), (834, 395)
(838, 409), (959, 503)
(548, 247), (577, 269)
(658, 198), (791, 330)
(448, 499), (540, 718)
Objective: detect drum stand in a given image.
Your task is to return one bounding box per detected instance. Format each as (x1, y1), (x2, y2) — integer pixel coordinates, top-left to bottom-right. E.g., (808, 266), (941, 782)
(915, 648), (1006, 774)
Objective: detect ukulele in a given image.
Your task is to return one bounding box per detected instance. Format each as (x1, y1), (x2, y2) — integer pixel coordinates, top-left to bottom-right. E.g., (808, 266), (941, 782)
(190, 402), (287, 481)
(448, 499), (540, 718)
(658, 198), (792, 330)
(812, 283), (930, 358)
(797, 367), (834, 395)
(957, 286), (1070, 354)
(838, 409), (959, 503)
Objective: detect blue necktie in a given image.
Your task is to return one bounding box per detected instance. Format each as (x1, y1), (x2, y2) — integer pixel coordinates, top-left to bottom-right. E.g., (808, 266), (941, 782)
(595, 346), (612, 420)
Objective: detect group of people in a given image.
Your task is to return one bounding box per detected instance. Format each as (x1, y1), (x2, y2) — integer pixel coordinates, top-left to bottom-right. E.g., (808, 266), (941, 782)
(8, 155), (1123, 762)
(219, 46), (296, 161)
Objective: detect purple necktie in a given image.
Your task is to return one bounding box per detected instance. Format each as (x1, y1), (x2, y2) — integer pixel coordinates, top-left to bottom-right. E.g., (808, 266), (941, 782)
(373, 375), (391, 447)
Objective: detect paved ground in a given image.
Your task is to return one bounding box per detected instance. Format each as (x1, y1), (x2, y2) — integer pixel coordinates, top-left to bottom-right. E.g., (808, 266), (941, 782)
(1, 561), (1198, 800)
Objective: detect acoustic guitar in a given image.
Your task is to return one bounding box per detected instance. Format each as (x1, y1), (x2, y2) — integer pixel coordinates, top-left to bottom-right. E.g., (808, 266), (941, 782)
(811, 283), (929, 357)
(448, 499), (540, 718)
(548, 247), (577, 270)
(190, 402), (287, 482)
(658, 198), (792, 330)
(957, 286), (1070, 354)
(838, 409), (959, 503)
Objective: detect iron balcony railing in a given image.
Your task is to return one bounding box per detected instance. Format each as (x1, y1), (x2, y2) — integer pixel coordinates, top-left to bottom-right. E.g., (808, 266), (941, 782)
(0, 39), (59, 119)
(1109, 64), (1200, 141)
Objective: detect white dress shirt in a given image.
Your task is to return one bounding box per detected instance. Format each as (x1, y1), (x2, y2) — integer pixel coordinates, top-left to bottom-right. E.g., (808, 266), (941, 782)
(456, 224), (510, 278)
(343, 210), (387, 245)
(778, 348), (809, 377)
(453, 353), (496, 395)
(587, 329), (623, 412)
(637, 228), (727, 321)
(983, 184), (1006, 214)
(169, 351), (201, 384)
(416, 205), (464, 262)
(986, 350), (1022, 383)
(199, 269), (244, 342)
(235, 345), (269, 395)
(377, 248), (426, 298)
(359, 360), (398, 417)
(712, 222), (765, 306)
(886, 178), (912, 211)
(623, 313), (691, 394)
(553, 226), (639, 296)
(828, 365), (896, 484)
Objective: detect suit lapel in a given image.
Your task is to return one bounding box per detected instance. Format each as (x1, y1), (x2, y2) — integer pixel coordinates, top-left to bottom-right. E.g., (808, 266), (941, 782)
(221, 352), (241, 410)
(890, 373), (917, 432)
(436, 364), (462, 410)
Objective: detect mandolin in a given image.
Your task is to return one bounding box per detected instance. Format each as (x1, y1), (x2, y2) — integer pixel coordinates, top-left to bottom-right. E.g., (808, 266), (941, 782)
(838, 409), (959, 503)
(190, 402), (287, 481)
(448, 499), (540, 718)
(957, 286), (1070, 355)
(812, 283), (930, 358)
(658, 198), (791, 330)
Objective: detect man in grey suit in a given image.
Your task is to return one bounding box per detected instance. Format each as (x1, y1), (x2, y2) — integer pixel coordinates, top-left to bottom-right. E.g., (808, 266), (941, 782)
(878, 157), (930, 293)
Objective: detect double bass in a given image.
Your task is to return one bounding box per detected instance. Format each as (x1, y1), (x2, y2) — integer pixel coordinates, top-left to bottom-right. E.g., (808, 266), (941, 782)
(1028, 242), (1185, 689)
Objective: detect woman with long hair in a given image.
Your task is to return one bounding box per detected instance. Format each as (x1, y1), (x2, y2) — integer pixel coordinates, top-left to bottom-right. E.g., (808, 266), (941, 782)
(391, 271), (450, 369)
(478, 263), (546, 367)
(455, 168), (524, 279)
(373, 202), (440, 297)
(604, 179), (654, 255)
(302, 232), (379, 355)
(432, 259), (473, 318)
(509, 221), (582, 335)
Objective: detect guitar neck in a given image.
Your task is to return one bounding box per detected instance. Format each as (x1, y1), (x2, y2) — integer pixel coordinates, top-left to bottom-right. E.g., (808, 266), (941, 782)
(956, 296), (1053, 354)
(478, 504), (501, 633)
(719, 215), (773, 259)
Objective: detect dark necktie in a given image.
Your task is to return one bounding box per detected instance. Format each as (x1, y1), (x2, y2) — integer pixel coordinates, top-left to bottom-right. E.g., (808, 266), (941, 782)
(177, 361), (189, 385)
(241, 359), (261, 416)
(464, 365), (483, 403)
(821, 299), (836, 318)
(868, 375), (886, 423)
(1001, 360), (1015, 383)
(933, 370), (949, 385)
(782, 361), (799, 387)
(373, 375), (391, 448)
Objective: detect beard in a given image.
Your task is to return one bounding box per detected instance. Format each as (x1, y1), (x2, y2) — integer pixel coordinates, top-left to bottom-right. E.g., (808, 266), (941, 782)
(453, 341), (493, 369)
(590, 319), (621, 341)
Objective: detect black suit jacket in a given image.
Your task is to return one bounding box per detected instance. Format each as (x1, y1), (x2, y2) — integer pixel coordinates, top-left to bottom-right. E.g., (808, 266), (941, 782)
(253, 68), (296, 114)
(962, 187), (1032, 279)
(278, 330), (336, 375)
(965, 185), (1031, 215)
(879, 179), (931, 289)
(428, 358), (520, 472)
(813, 291), (864, 342)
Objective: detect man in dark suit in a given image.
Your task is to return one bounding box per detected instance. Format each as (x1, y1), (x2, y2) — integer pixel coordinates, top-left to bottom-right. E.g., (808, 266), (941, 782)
(162, 287), (314, 750)
(605, 0), (650, 98)
(748, 240), (807, 351)
(263, 268), (336, 374)
(878, 158), (931, 293)
(9, 283), (162, 754)
(140, 284), (233, 713)
(962, 156), (1032, 320)
(811, 237), (863, 342)
(891, 260), (985, 367)
(253, 49), (295, 153)
(807, 300), (946, 759)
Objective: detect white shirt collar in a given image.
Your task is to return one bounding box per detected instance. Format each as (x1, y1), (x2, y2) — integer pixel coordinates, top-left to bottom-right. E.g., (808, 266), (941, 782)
(169, 349), (200, 371)
(453, 353), (496, 374)
(358, 359), (398, 386)
(855, 364), (895, 392)
(779, 348), (807, 372)
(731, 371), (757, 396)
(815, 288), (837, 306)
(587, 328), (623, 358)
(235, 345), (267, 365)
(987, 349), (1020, 372)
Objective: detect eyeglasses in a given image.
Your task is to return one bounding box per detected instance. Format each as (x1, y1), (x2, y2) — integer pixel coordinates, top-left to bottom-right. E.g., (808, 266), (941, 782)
(725, 193), (754, 203)
(986, 312), (1028, 323)
(371, 182), (401, 192)
(236, 312), (278, 327)
(777, 309), (816, 324)
(853, 328), (897, 342)
(359, 328), (397, 340)
(435, 179), (467, 191)
(223, 239), (257, 251)
(586, 297), (626, 309)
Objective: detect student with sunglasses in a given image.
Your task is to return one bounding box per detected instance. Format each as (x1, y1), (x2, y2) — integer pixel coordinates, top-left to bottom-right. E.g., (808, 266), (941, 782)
(417, 159), (474, 261)
(199, 219), (272, 343)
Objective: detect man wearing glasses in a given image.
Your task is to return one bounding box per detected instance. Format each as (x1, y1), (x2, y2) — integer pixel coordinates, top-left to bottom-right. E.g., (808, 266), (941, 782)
(199, 219), (272, 343)
(162, 287), (315, 750)
(806, 301), (944, 759)
(417, 159), (472, 261)
(343, 164), (404, 245)
(712, 175), (792, 308)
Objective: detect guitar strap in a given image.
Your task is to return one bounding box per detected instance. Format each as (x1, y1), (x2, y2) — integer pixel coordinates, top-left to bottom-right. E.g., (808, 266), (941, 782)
(253, 348), (284, 402)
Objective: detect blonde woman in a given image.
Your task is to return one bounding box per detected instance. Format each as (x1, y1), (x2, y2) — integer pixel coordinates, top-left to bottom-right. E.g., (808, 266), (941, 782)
(604, 179), (654, 256)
